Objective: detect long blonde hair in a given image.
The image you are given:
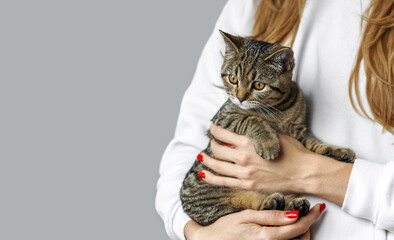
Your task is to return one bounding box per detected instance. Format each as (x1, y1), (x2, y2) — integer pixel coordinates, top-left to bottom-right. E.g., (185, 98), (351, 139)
(252, 0), (394, 134)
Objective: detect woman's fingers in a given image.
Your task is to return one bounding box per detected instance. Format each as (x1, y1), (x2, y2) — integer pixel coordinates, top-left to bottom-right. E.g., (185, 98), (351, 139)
(210, 124), (250, 147)
(200, 152), (247, 178)
(239, 209), (299, 226)
(210, 124), (261, 166)
(262, 204), (323, 239)
(210, 140), (239, 163)
(235, 204), (323, 240)
(199, 152), (260, 189)
(298, 229), (311, 240)
(201, 170), (243, 188)
(210, 137), (260, 166)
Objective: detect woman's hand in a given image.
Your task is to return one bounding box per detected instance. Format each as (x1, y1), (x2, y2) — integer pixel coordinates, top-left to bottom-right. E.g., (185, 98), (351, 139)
(199, 125), (353, 206)
(200, 125), (314, 194)
(185, 204), (325, 240)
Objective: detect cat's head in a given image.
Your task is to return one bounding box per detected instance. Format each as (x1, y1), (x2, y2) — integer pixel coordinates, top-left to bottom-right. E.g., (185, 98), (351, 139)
(219, 30), (295, 110)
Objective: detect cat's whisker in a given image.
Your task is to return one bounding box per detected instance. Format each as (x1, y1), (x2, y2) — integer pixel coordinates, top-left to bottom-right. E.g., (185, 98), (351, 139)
(267, 109), (282, 124)
(256, 101), (284, 115)
(220, 51), (225, 59)
(262, 109), (279, 125)
(258, 102), (283, 120)
(256, 106), (282, 125)
(256, 107), (270, 122)
(206, 90), (229, 99)
(264, 103), (284, 116)
(263, 108), (281, 123)
(212, 84), (227, 91)
(213, 94), (229, 99)
(264, 106), (283, 124)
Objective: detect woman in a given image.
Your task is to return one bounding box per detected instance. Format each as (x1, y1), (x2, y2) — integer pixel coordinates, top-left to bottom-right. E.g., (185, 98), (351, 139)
(156, 0), (394, 239)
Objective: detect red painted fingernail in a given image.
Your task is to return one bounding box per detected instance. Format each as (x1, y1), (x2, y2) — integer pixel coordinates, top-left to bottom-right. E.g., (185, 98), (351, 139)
(320, 203), (326, 213)
(197, 154), (203, 162)
(225, 143), (232, 147)
(198, 172), (206, 178)
(286, 210), (299, 219)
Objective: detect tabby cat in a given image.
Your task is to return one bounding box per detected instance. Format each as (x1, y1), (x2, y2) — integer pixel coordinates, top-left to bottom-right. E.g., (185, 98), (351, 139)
(180, 30), (355, 226)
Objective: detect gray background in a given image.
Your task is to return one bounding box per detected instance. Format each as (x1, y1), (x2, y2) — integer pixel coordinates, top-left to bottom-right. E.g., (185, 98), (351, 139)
(1, 0), (226, 239)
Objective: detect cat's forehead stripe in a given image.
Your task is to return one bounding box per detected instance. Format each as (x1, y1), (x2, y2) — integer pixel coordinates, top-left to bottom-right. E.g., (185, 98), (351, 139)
(245, 39), (274, 54)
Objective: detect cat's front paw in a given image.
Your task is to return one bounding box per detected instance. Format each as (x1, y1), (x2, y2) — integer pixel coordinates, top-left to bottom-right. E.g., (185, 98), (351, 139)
(253, 139), (280, 160)
(261, 193), (285, 210)
(286, 197), (310, 217)
(317, 145), (356, 163)
(335, 147), (356, 163)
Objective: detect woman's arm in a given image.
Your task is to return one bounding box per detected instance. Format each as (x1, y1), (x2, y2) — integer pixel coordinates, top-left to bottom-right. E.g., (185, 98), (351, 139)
(200, 127), (352, 205)
(200, 125), (394, 232)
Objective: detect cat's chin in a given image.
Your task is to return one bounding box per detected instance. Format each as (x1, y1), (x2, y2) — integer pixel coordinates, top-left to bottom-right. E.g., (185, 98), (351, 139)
(231, 99), (255, 110)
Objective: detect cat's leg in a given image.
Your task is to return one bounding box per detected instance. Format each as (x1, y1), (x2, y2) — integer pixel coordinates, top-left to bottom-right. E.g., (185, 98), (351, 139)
(289, 124), (355, 163)
(228, 190), (285, 211)
(211, 102), (281, 160)
(303, 134), (355, 162)
(284, 194), (310, 217)
(230, 189), (310, 217)
(214, 115), (280, 160)
(244, 119), (281, 160)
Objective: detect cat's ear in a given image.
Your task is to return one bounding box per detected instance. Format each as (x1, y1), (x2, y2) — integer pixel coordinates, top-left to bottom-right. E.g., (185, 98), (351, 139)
(219, 30), (244, 55)
(264, 47), (295, 71)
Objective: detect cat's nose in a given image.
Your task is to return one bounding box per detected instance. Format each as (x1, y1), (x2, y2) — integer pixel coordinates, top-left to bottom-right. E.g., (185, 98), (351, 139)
(236, 92), (249, 103)
(237, 96), (247, 103)
(236, 89), (249, 103)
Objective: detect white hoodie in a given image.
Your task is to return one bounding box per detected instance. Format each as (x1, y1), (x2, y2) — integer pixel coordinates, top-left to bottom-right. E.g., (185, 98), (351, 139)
(155, 0), (394, 239)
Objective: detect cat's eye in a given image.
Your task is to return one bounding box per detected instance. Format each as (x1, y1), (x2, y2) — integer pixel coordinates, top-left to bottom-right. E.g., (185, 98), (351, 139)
(228, 75), (238, 85)
(253, 81), (265, 90)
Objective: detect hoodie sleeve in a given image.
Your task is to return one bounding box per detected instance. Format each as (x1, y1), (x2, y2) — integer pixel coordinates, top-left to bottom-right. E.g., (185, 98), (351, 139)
(154, 0), (260, 239)
(342, 159), (394, 233)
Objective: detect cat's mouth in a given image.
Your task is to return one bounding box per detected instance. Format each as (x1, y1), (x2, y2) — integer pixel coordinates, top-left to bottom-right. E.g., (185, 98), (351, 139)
(230, 98), (255, 110)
